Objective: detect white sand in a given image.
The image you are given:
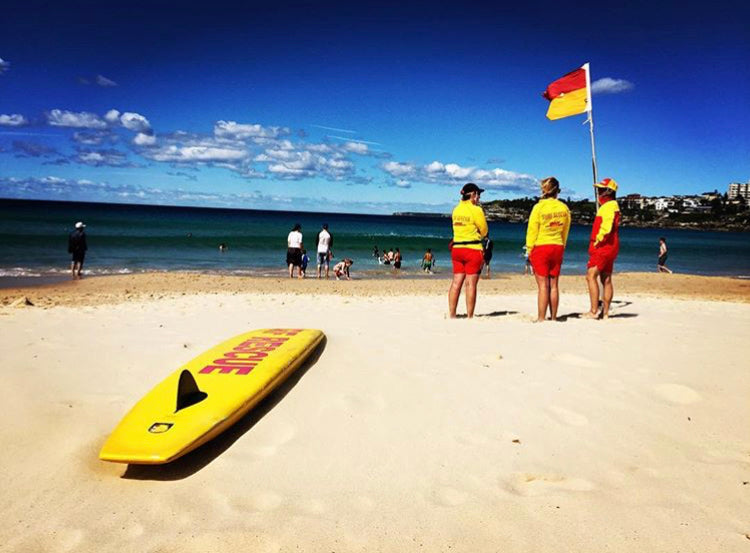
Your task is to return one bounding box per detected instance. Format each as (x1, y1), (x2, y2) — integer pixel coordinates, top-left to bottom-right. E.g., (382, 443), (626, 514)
(1, 292), (749, 552)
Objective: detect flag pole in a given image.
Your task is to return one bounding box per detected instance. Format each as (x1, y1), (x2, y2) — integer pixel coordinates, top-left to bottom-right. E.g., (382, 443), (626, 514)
(583, 62), (602, 310)
(583, 62), (598, 196)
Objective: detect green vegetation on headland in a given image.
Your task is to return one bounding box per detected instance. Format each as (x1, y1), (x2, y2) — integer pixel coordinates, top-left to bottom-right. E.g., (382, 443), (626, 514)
(396, 194), (750, 231)
(481, 195), (749, 231)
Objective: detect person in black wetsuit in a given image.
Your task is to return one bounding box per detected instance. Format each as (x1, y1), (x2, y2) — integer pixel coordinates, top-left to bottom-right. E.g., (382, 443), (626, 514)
(483, 237), (494, 279)
(68, 221), (88, 278)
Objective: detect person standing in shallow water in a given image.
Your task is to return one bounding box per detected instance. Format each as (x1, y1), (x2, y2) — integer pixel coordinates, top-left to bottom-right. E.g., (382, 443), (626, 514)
(584, 178), (621, 319)
(68, 221), (88, 278)
(286, 223), (303, 278)
(316, 223), (333, 279)
(525, 177), (571, 322)
(448, 183), (488, 318)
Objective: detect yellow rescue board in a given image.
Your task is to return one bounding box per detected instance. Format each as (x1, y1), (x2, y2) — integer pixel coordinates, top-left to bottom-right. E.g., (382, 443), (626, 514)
(100, 328), (324, 464)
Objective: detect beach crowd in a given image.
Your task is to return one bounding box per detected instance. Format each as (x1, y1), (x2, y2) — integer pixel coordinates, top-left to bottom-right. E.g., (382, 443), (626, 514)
(67, 176), (675, 320)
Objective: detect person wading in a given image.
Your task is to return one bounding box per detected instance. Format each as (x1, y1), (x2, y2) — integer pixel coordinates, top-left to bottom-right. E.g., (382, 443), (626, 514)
(68, 221), (88, 278)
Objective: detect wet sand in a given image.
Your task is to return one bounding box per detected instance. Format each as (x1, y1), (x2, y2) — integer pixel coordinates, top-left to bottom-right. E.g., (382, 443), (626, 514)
(1, 271), (748, 308)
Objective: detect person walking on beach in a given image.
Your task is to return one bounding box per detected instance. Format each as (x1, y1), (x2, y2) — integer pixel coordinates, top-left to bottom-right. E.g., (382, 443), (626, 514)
(316, 223), (333, 279)
(287, 223), (303, 278)
(68, 221), (88, 278)
(448, 183), (488, 318)
(658, 237), (673, 273)
(584, 178), (621, 319)
(525, 177), (571, 322)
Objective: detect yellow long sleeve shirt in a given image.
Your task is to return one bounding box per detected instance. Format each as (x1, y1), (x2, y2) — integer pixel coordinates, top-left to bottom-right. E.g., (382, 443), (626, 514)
(589, 198), (620, 253)
(525, 198), (571, 250)
(451, 200), (488, 251)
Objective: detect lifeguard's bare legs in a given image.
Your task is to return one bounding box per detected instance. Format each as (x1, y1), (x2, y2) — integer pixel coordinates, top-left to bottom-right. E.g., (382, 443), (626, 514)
(534, 274), (560, 321)
(448, 273), (465, 318)
(448, 273), (480, 318)
(549, 276), (560, 319)
(585, 267), (613, 319)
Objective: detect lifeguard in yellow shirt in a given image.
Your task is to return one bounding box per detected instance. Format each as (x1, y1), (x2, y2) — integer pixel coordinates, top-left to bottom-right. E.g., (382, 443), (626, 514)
(525, 177), (571, 322)
(448, 183), (488, 318)
(584, 177), (621, 319)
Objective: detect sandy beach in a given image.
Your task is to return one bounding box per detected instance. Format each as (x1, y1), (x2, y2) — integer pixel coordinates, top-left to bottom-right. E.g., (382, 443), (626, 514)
(1, 273), (749, 552)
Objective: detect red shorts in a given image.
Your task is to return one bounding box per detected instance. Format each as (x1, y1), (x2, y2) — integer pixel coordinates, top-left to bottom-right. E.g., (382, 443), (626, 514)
(587, 248), (617, 274)
(451, 248), (484, 275)
(530, 244), (564, 277)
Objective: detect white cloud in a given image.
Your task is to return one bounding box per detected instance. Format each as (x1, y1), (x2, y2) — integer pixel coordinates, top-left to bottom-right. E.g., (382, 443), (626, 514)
(72, 130), (115, 145)
(47, 109), (107, 129)
(256, 148), (355, 180)
(133, 132), (156, 146)
(382, 161), (417, 178)
(591, 77), (634, 95)
(146, 144), (248, 163)
(0, 113), (28, 126)
(425, 161), (444, 174)
(75, 149), (131, 167)
(214, 120), (290, 140)
(95, 74), (118, 87)
(443, 163), (474, 180)
(0, 58), (9, 74)
(342, 141), (369, 154)
(383, 160), (536, 192)
(306, 143), (334, 153)
(104, 109), (121, 123)
(120, 112), (151, 132)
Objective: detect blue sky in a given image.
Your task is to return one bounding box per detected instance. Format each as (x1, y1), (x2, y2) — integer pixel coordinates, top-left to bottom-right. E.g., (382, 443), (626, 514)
(0, 0), (748, 214)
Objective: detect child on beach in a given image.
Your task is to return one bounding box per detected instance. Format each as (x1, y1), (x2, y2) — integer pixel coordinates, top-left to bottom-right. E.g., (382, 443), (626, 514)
(333, 258), (353, 280)
(584, 178), (621, 319)
(300, 249), (309, 278)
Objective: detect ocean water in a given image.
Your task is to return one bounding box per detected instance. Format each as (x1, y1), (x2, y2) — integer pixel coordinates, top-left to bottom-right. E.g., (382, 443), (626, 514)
(1, 199), (748, 285)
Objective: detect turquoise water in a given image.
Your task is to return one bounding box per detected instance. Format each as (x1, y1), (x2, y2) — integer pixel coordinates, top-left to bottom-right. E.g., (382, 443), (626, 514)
(1, 199), (748, 284)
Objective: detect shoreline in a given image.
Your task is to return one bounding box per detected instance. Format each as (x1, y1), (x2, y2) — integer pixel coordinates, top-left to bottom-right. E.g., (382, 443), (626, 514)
(2, 271), (748, 308)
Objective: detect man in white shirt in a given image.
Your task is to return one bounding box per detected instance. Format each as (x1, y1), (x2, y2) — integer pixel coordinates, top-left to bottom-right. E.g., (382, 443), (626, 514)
(287, 223), (303, 278)
(316, 223), (333, 279)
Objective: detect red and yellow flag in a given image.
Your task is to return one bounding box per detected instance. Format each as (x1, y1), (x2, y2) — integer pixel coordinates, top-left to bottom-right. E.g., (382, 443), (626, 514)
(542, 64), (590, 120)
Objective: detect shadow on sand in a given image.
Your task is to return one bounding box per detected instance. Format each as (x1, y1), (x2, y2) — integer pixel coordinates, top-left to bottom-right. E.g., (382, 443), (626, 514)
(120, 337), (327, 481)
(453, 310), (518, 319)
(477, 310), (519, 318)
(557, 299), (637, 321)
